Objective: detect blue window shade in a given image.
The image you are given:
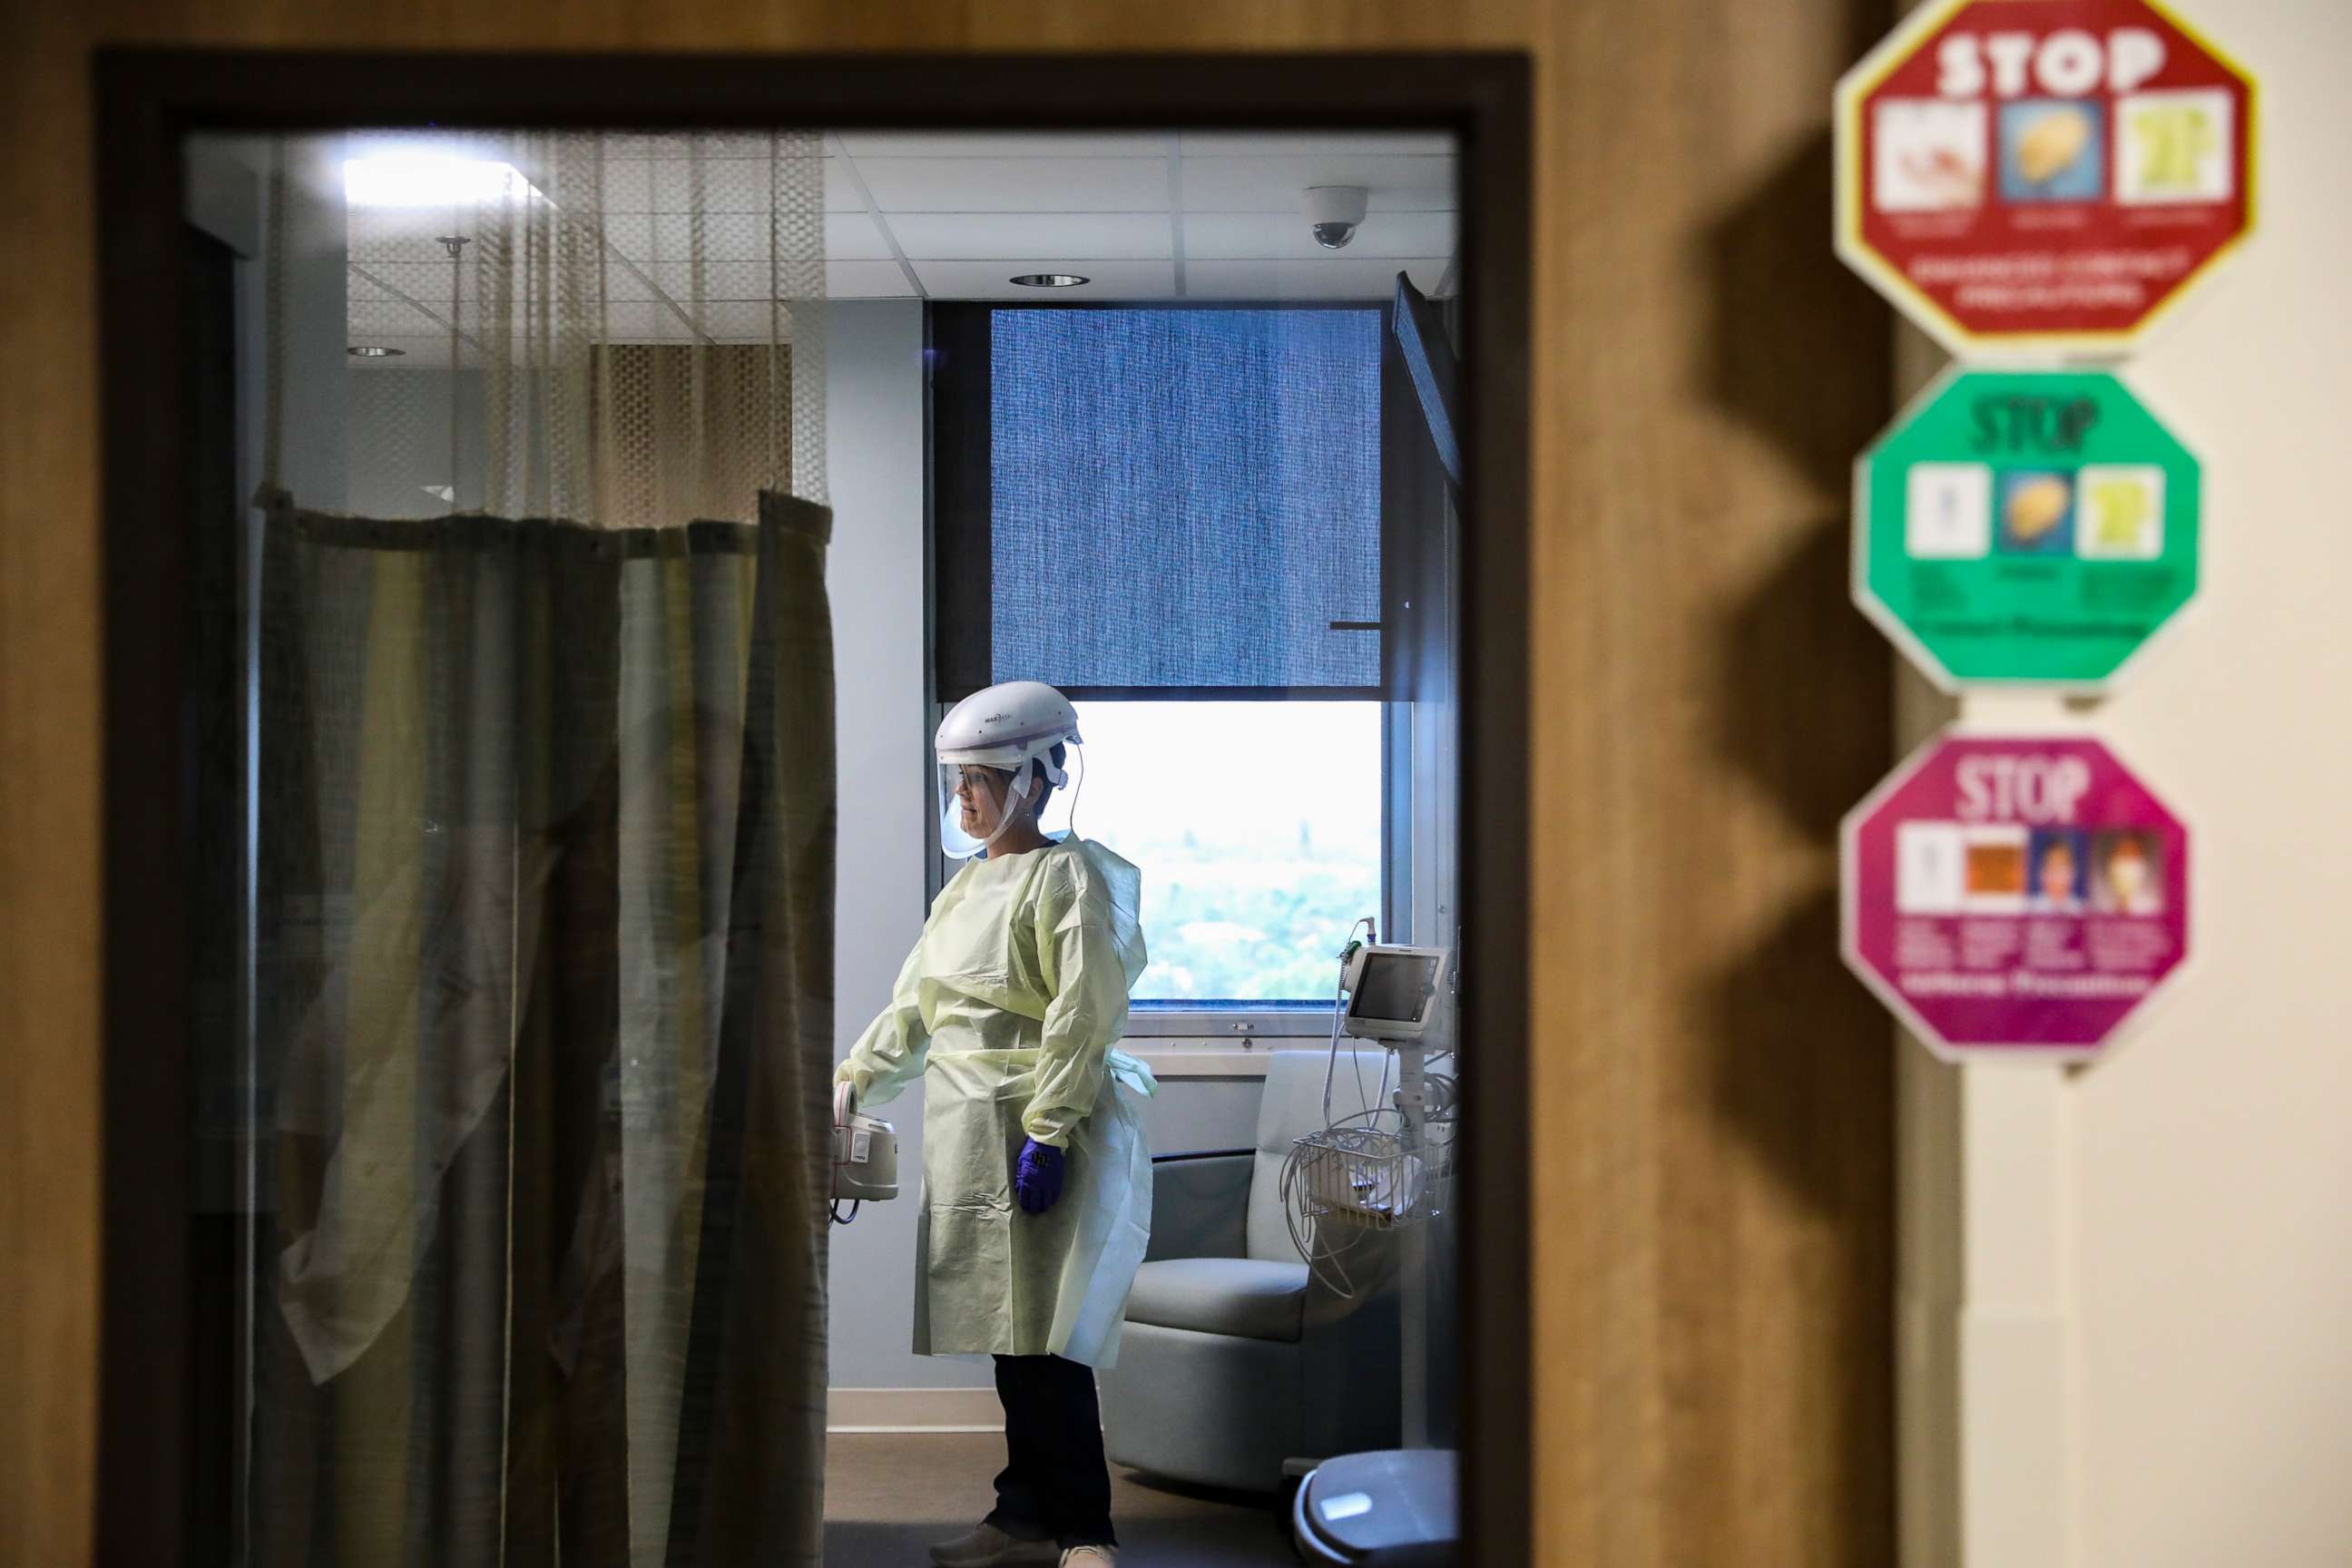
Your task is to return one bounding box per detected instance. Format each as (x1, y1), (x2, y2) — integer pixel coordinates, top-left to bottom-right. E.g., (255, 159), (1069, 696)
(987, 308), (1383, 691)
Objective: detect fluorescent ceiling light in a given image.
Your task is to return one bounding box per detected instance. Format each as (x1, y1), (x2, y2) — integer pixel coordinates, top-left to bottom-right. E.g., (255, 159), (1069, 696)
(345, 153), (533, 209)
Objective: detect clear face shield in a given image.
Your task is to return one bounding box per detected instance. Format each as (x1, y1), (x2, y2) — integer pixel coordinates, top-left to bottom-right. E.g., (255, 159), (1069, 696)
(937, 744), (1083, 859)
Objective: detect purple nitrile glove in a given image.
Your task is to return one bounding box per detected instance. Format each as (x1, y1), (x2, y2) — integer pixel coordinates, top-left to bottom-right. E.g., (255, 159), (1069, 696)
(1014, 1138), (1064, 1215)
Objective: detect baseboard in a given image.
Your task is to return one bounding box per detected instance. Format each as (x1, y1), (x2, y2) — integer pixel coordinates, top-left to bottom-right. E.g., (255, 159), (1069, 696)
(828, 1386), (1004, 1434)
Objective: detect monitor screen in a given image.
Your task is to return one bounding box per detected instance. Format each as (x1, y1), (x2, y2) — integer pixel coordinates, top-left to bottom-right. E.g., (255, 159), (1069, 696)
(1349, 951), (1439, 1024)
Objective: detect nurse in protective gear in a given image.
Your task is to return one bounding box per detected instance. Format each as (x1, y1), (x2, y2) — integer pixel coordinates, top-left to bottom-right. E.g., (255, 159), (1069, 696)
(836, 681), (1153, 1568)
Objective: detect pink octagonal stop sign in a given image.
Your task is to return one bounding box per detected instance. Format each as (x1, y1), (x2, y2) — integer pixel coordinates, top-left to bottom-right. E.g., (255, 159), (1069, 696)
(1843, 731), (2190, 1059)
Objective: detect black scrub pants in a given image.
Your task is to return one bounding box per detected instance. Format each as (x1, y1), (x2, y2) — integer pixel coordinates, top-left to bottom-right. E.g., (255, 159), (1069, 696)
(985, 1354), (1117, 1551)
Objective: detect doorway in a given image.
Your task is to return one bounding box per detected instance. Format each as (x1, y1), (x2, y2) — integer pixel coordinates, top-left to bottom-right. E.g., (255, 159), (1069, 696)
(101, 51), (1532, 1568)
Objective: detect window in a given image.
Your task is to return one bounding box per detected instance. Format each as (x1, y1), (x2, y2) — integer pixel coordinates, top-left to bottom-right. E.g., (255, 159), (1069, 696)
(1070, 701), (1381, 1004)
(932, 303), (1400, 1020)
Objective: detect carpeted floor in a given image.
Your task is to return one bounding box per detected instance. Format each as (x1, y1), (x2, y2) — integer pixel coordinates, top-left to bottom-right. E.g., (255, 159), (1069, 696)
(826, 1430), (1297, 1567)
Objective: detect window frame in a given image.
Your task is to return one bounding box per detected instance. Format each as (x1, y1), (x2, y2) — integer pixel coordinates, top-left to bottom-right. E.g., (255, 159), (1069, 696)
(925, 299), (1409, 1031)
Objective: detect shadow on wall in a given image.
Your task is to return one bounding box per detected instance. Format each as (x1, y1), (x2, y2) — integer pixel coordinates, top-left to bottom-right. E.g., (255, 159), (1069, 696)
(1702, 129), (1895, 501)
(1706, 889), (1896, 1539)
(1696, 112), (1901, 1562)
(1707, 891), (1890, 1224)
(1703, 125), (1898, 838)
(1719, 517), (1895, 840)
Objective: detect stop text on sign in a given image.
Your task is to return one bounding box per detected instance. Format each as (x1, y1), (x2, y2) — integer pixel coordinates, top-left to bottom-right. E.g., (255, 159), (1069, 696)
(1973, 394), (2101, 455)
(1936, 29), (2167, 99)
(1955, 754), (2092, 824)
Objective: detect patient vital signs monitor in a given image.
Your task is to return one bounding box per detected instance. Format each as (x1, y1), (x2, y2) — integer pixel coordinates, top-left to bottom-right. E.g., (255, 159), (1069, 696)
(1338, 944), (1450, 1043)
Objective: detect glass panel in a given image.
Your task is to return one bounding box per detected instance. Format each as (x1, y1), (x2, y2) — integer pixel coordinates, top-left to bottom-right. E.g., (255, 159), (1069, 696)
(173, 118), (1465, 1565)
(1073, 701), (1383, 1003)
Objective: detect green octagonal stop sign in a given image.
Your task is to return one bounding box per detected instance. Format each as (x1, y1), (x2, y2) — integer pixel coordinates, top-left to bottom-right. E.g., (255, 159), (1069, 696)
(1855, 368), (2202, 691)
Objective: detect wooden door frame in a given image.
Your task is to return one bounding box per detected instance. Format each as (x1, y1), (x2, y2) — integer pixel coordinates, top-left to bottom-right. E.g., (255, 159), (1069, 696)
(93, 48), (1532, 1566)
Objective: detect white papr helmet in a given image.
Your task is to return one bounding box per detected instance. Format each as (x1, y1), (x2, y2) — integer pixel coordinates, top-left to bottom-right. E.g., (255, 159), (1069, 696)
(936, 680), (1083, 858)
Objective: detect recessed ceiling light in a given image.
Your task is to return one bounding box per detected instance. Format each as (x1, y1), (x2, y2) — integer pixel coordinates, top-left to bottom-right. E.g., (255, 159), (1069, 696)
(1010, 272), (1089, 289)
(348, 345), (407, 358)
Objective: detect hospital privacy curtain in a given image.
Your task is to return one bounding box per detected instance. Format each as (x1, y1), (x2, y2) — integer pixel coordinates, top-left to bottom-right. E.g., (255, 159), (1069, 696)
(243, 129), (835, 1568)
(932, 304), (1387, 701)
(252, 503), (836, 1568)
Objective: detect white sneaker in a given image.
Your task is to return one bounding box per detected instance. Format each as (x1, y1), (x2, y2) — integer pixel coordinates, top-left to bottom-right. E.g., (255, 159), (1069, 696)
(1059, 1549), (1117, 1566)
(928, 1522), (1059, 1567)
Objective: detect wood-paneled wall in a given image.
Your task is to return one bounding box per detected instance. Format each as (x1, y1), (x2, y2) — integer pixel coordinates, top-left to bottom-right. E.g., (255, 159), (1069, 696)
(0, 3), (1895, 1563)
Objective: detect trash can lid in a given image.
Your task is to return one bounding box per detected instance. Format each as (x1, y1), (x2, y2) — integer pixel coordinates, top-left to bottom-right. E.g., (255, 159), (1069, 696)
(1296, 1449), (1458, 1565)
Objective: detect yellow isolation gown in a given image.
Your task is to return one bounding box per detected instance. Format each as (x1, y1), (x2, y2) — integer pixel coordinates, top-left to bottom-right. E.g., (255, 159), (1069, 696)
(838, 837), (1154, 1367)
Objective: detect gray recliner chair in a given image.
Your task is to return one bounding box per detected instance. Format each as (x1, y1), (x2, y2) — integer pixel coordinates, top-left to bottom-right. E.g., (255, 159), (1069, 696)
(1099, 1050), (1403, 1493)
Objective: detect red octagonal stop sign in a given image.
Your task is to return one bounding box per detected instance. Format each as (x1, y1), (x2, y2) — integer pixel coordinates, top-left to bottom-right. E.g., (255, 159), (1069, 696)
(1836, 0), (2257, 358)
(1843, 730), (2191, 1061)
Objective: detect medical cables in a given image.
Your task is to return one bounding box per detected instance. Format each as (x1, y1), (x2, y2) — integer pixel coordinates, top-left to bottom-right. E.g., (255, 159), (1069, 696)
(1279, 921), (1436, 1298)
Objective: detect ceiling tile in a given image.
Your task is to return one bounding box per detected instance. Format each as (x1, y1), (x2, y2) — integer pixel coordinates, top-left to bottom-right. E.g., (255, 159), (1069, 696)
(596, 131), (821, 162)
(828, 260), (917, 299)
(635, 212), (824, 264)
(838, 132), (1170, 160)
(348, 296), (446, 337)
(887, 211), (1171, 261)
(698, 300), (784, 339)
(642, 260), (788, 300)
(826, 211), (897, 260)
(602, 159), (654, 212)
(349, 260), (461, 314)
(699, 211), (807, 258)
(825, 159), (865, 212)
(599, 212), (652, 257)
(1183, 210), (1457, 261)
(1178, 154), (1457, 213)
(602, 302), (694, 340)
(856, 157), (1170, 214)
(343, 269), (396, 301)
(644, 156), (787, 212)
(908, 258), (1178, 301)
(1176, 132), (1457, 157)
(346, 207), (456, 252)
(619, 154), (856, 211)
(1182, 258), (1451, 300)
(641, 211), (691, 259)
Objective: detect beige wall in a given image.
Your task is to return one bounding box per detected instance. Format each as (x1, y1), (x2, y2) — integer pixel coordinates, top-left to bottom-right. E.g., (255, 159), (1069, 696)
(1902, 3), (2352, 1564)
(2074, 0), (2352, 1558)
